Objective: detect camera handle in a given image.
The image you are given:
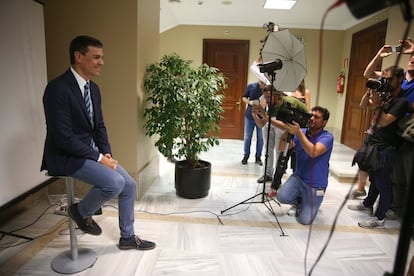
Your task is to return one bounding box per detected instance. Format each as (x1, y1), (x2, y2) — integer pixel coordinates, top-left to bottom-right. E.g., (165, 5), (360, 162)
(282, 133), (294, 157)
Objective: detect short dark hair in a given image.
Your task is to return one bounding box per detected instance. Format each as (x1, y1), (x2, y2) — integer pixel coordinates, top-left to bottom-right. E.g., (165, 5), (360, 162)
(312, 106), (330, 121)
(384, 65), (404, 79)
(69, 35), (103, 65)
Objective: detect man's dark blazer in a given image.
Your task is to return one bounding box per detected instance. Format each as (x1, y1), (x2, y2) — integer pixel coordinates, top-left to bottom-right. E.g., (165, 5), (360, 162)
(41, 69), (111, 176)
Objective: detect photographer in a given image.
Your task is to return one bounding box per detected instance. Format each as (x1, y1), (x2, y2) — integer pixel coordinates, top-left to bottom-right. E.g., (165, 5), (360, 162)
(273, 106), (333, 225)
(251, 86), (286, 183)
(361, 39), (414, 219)
(348, 66), (408, 229)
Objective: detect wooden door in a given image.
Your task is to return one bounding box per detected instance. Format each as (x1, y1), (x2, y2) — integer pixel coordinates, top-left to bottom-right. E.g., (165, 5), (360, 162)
(341, 21), (387, 150)
(203, 39), (249, 139)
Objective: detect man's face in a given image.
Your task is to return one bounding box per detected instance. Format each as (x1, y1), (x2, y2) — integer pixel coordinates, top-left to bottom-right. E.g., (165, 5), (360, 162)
(308, 110), (326, 130)
(258, 81), (267, 89)
(382, 70), (402, 95)
(75, 46), (104, 79)
(263, 92), (282, 107)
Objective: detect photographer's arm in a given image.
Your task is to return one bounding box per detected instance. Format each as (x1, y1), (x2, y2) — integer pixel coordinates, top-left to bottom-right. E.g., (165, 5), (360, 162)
(285, 122), (327, 158)
(360, 89), (380, 109)
(363, 46), (392, 79)
(377, 112), (397, 127)
(269, 117), (286, 130)
(251, 105), (268, 128)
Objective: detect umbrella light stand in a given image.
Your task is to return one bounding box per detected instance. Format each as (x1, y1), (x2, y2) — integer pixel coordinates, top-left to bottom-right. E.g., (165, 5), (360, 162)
(221, 70), (287, 237)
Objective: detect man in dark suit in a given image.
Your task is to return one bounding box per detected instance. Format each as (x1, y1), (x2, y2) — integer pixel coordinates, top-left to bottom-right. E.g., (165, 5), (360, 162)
(41, 35), (155, 250)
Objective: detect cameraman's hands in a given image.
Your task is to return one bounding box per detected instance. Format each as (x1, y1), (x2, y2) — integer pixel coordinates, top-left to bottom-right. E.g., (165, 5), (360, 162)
(251, 104), (266, 117)
(285, 121), (301, 135)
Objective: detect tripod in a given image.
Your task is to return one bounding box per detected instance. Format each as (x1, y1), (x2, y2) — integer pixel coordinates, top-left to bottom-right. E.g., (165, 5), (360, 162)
(221, 69), (286, 236)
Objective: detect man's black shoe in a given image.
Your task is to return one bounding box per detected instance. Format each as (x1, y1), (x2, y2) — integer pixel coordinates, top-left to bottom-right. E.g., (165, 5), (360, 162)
(241, 156), (248, 165)
(68, 203), (102, 236)
(255, 157), (263, 166)
(257, 174), (273, 183)
(118, 235), (156, 250)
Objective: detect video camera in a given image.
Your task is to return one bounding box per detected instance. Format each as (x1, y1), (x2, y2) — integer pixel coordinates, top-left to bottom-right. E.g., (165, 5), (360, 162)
(276, 101), (312, 128)
(366, 77), (392, 102)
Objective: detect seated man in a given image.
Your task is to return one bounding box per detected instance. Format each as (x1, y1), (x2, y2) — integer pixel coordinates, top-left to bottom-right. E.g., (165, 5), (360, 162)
(273, 106), (334, 225)
(41, 35), (156, 250)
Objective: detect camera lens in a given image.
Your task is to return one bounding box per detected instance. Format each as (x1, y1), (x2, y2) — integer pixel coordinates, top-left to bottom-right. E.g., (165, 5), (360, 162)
(366, 79), (382, 90)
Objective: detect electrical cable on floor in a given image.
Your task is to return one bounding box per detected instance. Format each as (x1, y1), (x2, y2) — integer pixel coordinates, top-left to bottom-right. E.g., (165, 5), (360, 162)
(0, 204), (67, 249)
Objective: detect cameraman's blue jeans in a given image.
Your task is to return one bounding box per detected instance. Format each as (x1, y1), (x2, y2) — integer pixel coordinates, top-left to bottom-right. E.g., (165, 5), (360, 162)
(243, 116), (263, 158)
(71, 159), (136, 239)
(276, 174), (325, 225)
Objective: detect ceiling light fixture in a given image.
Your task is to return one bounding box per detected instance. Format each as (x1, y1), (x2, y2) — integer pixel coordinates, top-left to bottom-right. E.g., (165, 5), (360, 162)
(264, 0), (296, 10)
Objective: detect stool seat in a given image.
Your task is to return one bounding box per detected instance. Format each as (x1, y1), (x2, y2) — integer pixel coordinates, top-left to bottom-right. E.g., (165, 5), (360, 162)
(49, 175), (97, 274)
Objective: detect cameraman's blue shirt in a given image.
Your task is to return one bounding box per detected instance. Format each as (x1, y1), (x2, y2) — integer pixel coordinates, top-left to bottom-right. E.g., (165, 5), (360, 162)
(293, 129), (334, 189)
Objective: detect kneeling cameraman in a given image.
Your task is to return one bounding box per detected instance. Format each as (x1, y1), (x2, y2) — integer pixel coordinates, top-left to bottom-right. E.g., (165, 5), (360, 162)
(273, 106), (333, 225)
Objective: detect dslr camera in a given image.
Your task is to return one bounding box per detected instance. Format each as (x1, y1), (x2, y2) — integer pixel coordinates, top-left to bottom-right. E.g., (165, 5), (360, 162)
(366, 77), (392, 102)
(276, 102), (312, 128)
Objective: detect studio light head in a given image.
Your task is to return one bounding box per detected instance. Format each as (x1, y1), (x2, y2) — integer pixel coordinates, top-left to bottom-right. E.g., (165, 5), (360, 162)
(259, 60), (283, 74)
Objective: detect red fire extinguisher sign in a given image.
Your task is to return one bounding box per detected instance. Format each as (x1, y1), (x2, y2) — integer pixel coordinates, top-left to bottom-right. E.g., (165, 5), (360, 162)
(337, 72), (345, 93)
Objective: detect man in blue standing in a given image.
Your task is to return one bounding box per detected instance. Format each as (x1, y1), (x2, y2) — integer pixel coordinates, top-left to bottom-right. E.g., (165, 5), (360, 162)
(241, 80), (266, 165)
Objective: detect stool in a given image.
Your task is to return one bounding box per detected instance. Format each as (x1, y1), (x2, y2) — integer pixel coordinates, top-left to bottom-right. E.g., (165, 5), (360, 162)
(50, 176), (97, 274)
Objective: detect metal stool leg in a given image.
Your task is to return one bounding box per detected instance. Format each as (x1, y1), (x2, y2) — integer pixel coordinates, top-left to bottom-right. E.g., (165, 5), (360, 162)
(51, 177), (97, 274)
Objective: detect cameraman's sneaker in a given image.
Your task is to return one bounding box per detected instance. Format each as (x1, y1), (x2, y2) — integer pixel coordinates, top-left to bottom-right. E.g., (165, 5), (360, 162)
(358, 217), (385, 229)
(347, 202), (373, 215)
(350, 189), (366, 199)
(287, 205), (298, 217)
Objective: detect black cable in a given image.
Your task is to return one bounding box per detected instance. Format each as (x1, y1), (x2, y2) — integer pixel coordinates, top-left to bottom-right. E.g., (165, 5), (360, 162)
(0, 208), (68, 249)
(0, 204), (57, 242)
(308, 170), (358, 275)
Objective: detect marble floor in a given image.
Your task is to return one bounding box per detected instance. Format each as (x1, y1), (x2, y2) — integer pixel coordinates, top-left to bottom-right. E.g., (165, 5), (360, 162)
(0, 139), (413, 275)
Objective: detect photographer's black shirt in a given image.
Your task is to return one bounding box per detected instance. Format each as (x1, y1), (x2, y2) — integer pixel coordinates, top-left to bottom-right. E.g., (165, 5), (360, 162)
(369, 95), (409, 148)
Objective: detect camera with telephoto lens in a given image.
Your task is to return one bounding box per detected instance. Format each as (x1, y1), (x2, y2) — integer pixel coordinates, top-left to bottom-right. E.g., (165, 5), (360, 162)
(366, 77), (392, 102)
(276, 102), (312, 128)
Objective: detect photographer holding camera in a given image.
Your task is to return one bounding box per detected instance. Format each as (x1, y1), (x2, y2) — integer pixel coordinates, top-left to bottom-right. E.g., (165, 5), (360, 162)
(350, 39), (414, 217)
(251, 86), (286, 183)
(348, 65), (408, 229)
(270, 106), (333, 225)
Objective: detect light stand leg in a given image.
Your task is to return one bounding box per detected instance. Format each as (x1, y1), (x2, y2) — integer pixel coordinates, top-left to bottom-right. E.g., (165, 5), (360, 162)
(51, 177), (97, 274)
(221, 71), (287, 236)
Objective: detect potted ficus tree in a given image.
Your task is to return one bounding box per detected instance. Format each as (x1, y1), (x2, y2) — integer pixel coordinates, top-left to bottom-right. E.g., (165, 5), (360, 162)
(143, 53), (227, 199)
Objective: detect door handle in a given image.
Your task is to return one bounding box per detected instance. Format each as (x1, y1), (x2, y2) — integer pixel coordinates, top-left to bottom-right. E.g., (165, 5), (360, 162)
(236, 101), (241, 111)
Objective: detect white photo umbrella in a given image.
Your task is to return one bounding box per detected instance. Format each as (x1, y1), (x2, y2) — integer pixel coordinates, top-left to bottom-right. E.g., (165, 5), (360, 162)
(261, 29), (307, 92)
